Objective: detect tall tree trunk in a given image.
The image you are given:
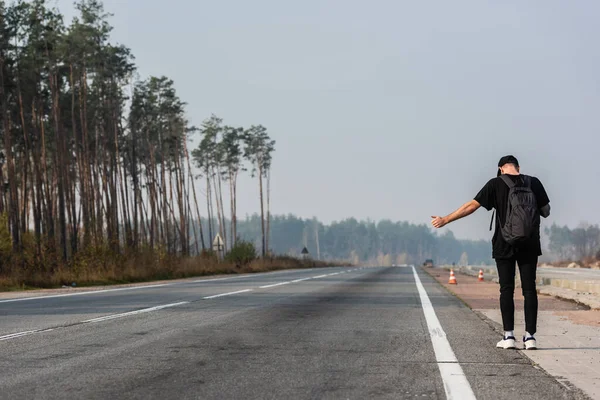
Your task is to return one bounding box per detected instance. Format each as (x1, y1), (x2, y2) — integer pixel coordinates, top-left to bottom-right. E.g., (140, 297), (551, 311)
(0, 56), (20, 251)
(131, 124), (139, 249)
(258, 166), (266, 257)
(233, 171), (238, 246)
(211, 171), (224, 252)
(174, 155), (187, 255)
(159, 160), (170, 251)
(0, 161), (4, 215)
(229, 172), (235, 246)
(49, 69), (68, 261)
(70, 65), (85, 252)
(206, 174), (213, 244)
(30, 101), (43, 254)
(266, 168), (271, 256)
(17, 89), (30, 238)
(216, 167), (227, 251)
(184, 140), (204, 250)
(39, 99), (54, 243)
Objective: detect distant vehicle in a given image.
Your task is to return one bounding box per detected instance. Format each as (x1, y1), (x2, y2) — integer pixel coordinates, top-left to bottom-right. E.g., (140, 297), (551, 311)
(423, 259), (434, 268)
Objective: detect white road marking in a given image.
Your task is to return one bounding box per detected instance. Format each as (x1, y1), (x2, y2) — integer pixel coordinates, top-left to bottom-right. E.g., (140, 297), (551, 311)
(0, 283), (173, 304)
(203, 289), (253, 299)
(190, 275), (253, 283)
(0, 269), (320, 304)
(0, 267), (362, 342)
(260, 281), (292, 289)
(411, 265), (477, 400)
(259, 269), (354, 288)
(82, 302), (189, 323)
(0, 328), (54, 342)
(290, 277), (313, 283)
(0, 330), (38, 341)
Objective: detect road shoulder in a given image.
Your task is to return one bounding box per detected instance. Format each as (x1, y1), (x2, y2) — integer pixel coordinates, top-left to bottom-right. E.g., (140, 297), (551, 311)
(424, 267), (599, 400)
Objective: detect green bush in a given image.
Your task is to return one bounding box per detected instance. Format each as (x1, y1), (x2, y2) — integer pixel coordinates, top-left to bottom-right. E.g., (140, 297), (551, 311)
(225, 240), (257, 265)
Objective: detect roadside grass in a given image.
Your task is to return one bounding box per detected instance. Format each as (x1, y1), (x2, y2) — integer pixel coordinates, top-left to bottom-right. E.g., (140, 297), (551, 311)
(0, 249), (346, 292)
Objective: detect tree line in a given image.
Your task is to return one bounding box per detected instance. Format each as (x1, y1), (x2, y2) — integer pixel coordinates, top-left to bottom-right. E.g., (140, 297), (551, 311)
(0, 0), (274, 272)
(546, 223), (600, 261)
(226, 214), (493, 266)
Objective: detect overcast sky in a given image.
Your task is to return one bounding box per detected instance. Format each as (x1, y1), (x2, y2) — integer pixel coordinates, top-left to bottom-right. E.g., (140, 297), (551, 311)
(54, 0), (600, 240)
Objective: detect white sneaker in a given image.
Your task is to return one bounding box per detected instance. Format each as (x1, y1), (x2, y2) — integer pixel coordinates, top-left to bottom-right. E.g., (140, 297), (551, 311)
(496, 336), (517, 349)
(523, 336), (537, 350)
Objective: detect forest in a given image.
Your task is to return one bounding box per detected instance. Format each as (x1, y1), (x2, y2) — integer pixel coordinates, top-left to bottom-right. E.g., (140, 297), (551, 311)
(545, 223), (600, 263)
(0, 0), (277, 265)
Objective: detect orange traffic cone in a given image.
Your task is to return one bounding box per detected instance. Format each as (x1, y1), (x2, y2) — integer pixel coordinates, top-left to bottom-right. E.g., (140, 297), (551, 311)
(478, 269), (484, 282)
(448, 269), (457, 285)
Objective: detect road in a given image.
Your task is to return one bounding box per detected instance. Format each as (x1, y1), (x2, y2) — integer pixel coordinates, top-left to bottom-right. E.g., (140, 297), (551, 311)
(0, 266), (585, 400)
(538, 266), (600, 281)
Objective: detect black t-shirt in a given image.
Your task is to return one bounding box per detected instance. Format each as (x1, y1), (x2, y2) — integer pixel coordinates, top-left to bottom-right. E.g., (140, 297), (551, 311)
(474, 174), (550, 259)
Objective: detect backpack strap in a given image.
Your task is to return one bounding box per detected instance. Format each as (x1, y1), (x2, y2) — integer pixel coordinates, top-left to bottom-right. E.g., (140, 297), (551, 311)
(500, 174), (531, 188)
(499, 174), (516, 188)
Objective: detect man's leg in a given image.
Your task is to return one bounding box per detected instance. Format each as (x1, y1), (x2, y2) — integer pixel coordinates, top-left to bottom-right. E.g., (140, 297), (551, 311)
(496, 257), (516, 332)
(517, 255), (539, 336)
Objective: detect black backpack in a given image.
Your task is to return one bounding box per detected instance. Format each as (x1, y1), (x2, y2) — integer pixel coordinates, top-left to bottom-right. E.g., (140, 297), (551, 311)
(490, 175), (540, 245)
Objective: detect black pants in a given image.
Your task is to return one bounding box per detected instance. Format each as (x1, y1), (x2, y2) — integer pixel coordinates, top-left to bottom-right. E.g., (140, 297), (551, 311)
(496, 255), (538, 335)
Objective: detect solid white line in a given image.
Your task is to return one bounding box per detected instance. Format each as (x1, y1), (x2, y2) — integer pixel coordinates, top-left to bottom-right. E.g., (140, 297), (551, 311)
(0, 328), (54, 342)
(260, 281), (291, 289)
(0, 283), (172, 304)
(0, 330), (38, 341)
(312, 274), (329, 279)
(203, 289), (253, 299)
(411, 266), (476, 400)
(82, 302), (189, 323)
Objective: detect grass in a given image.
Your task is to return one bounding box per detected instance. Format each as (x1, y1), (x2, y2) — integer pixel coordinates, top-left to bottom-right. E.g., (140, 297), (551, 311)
(0, 251), (346, 292)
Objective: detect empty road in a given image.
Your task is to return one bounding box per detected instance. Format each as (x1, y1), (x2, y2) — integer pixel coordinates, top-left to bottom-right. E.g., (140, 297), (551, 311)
(0, 266), (586, 399)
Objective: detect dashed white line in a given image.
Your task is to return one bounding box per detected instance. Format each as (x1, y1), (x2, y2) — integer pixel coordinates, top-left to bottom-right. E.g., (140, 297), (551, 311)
(203, 289), (253, 299)
(411, 266), (476, 400)
(82, 302), (189, 323)
(0, 269), (319, 304)
(260, 281), (292, 289)
(290, 277), (313, 283)
(0, 268), (367, 342)
(191, 275), (253, 283)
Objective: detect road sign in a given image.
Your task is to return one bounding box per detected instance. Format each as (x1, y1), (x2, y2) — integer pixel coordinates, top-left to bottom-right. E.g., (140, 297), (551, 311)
(213, 234), (225, 260)
(213, 233), (224, 248)
(301, 247), (309, 259)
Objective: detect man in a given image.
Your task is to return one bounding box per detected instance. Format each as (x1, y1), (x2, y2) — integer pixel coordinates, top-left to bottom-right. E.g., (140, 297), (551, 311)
(431, 155), (550, 350)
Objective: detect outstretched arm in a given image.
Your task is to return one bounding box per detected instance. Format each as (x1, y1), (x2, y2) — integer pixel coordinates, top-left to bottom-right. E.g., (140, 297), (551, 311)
(431, 199), (481, 228)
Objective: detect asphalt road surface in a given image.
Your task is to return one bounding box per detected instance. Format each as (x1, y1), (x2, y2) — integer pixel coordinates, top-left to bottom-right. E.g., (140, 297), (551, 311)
(0, 266), (587, 400)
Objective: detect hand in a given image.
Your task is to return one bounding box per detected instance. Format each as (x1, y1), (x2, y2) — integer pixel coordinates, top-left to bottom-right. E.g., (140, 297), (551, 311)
(431, 216), (447, 229)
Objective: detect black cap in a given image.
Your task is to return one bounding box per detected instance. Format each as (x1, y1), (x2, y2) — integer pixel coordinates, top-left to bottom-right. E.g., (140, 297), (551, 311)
(497, 155), (519, 176)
